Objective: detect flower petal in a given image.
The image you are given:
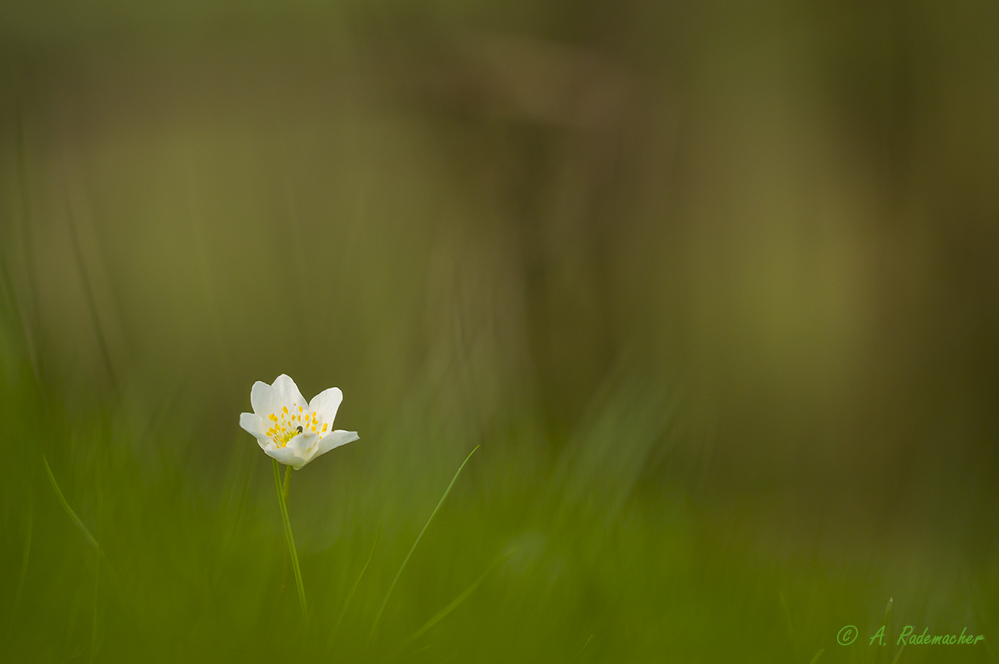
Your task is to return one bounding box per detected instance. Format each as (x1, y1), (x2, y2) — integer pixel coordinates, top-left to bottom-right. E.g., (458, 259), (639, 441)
(239, 412), (266, 436)
(279, 431), (320, 468)
(240, 413), (273, 451)
(272, 374), (307, 409)
(288, 430), (320, 455)
(250, 381), (282, 416)
(263, 442), (308, 470)
(308, 387), (343, 424)
(317, 429), (359, 457)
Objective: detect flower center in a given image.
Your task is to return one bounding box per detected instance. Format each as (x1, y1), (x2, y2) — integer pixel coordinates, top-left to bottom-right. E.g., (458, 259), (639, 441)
(265, 405), (328, 447)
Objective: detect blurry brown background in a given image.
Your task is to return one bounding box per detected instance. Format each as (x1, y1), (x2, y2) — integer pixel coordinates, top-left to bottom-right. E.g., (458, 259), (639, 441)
(2, 0), (997, 563)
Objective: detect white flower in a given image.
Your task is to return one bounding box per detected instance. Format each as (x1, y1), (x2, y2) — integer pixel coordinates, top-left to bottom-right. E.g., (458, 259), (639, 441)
(239, 374), (359, 470)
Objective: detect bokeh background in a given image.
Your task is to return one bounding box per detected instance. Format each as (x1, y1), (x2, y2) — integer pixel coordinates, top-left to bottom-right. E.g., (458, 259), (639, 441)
(1, 1), (997, 662)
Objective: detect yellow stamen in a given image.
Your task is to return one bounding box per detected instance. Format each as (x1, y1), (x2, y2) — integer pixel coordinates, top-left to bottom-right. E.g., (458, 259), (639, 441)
(265, 402), (331, 448)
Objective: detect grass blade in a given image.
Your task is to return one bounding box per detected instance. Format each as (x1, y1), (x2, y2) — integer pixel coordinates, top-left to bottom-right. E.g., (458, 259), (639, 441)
(368, 445), (479, 644)
(393, 548), (508, 657)
(3, 494), (33, 646)
(43, 455), (125, 608)
(779, 591), (794, 640)
(574, 634), (594, 661)
(43, 455), (100, 551)
(89, 465), (103, 664)
(327, 523), (381, 654)
(64, 192), (118, 394)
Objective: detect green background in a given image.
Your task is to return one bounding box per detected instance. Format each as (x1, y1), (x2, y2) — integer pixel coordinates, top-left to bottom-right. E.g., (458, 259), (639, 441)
(0, 1), (996, 661)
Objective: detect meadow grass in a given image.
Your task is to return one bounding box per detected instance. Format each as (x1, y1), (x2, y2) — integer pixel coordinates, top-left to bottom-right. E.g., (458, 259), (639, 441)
(0, 352), (994, 663)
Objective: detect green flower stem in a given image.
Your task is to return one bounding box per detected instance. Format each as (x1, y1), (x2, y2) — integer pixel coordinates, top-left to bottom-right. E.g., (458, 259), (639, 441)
(273, 459), (307, 622)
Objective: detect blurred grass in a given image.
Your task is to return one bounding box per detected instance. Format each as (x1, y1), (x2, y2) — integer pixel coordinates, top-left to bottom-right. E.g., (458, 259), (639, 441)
(0, 335), (994, 662)
(1, 0), (998, 661)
